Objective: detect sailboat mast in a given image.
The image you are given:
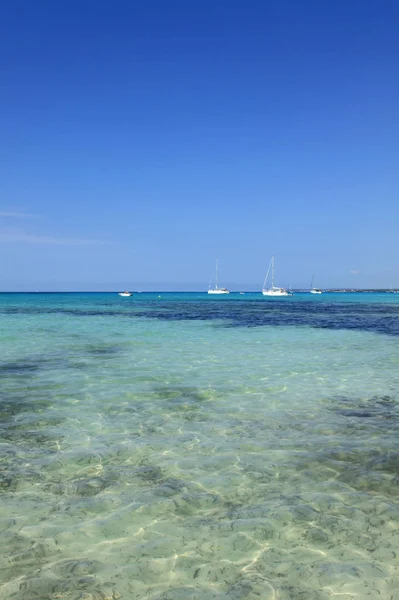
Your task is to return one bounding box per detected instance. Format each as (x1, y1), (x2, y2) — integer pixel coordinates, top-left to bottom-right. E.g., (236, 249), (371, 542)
(262, 259), (271, 290)
(271, 256), (275, 289)
(215, 259), (219, 290)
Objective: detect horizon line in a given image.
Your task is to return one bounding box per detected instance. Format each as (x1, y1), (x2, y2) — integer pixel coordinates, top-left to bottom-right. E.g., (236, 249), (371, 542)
(0, 288), (397, 294)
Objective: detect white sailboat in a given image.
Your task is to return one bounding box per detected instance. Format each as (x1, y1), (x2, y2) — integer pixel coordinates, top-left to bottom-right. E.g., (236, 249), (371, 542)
(310, 274), (322, 294)
(208, 259), (229, 294)
(262, 256), (290, 296)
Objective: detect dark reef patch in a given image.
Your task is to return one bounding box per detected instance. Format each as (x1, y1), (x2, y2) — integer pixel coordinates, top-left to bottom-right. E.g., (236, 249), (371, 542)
(332, 395), (398, 422)
(153, 386), (210, 404)
(2, 298), (399, 336)
(0, 361), (42, 376)
(86, 343), (121, 357)
(48, 474), (116, 497)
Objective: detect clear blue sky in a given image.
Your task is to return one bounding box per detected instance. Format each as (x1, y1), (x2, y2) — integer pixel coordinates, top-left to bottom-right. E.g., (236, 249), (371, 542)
(1, 0), (398, 290)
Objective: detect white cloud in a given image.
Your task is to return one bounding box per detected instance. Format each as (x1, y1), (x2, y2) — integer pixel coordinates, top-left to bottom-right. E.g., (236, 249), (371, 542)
(0, 211), (36, 218)
(350, 269), (360, 275)
(0, 230), (107, 246)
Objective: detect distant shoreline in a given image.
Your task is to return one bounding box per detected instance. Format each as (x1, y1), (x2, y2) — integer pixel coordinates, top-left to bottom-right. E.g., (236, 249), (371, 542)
(0, 289), (398, 294)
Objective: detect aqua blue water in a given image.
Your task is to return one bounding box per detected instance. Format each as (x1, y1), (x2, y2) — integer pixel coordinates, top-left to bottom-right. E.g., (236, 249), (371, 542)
(1, 292), (399, 599)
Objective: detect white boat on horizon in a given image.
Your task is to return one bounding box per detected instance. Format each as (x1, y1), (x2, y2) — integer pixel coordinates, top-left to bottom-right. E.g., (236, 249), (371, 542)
(310, 274), (322, 294)
(208, 259), (229, 294)
(118, 291), (132, 297)
(262, 256), (291, 296)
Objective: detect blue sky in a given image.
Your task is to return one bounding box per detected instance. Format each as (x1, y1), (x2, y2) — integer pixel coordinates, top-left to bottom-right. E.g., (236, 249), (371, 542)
(1, 0), (398, 290)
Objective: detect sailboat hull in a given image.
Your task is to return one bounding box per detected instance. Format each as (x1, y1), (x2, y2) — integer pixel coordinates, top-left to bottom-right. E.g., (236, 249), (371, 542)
(208, 289), (229, 295)
(262, 288), (290, 296)
(261, 256), (291, 296)
(208, 259), (229, 294)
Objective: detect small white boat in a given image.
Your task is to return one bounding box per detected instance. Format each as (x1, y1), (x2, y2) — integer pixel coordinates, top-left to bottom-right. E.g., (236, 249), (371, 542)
(119, 291), (132, 297)
(208, 259), (229, 294)
(310, 273), (322, 294)
(262, 256), (291, 296)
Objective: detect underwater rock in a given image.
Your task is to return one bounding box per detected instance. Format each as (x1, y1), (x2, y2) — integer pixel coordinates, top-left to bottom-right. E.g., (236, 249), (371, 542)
(52, 558), (103, 576)
(173, 492), (222, 516)
(135, 465), (163, 483)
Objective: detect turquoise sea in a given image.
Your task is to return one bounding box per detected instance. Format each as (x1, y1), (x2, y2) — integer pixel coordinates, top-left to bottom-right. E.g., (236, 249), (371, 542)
(1, 292), (399, 600)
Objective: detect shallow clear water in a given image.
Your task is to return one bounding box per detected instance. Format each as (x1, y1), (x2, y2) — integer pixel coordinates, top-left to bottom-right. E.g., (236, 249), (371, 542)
(1, 292), (399, 599)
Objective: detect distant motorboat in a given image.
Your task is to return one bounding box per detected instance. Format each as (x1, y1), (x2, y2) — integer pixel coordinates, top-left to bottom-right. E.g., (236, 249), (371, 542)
(262, 256), (291, 296)
(119, 291), (132, 297)
(208, 259), (229, 294)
